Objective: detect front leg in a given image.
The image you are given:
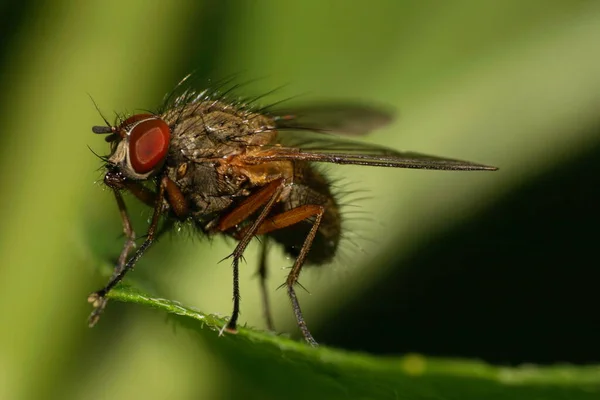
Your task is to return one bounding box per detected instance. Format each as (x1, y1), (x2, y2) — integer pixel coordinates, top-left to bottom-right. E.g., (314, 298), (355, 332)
(87, 175), (170, 326)
(88, 188), (136, 327)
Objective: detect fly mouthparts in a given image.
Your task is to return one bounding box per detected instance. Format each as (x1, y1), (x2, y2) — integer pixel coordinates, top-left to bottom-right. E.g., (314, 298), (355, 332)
(92, 125), (113, 134)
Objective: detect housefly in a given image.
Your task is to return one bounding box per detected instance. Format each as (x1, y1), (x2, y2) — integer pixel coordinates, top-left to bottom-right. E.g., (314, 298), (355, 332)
(88, 76), (498, 346)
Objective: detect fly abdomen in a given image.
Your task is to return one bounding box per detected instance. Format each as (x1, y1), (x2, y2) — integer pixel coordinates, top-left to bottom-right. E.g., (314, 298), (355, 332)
(268, 163), (341, 265)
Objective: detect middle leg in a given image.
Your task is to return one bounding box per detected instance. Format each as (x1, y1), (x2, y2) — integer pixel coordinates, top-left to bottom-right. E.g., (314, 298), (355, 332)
(257, 237), (275, 331)
(215, 178), (287, 334)
(238, 204), (326, 345)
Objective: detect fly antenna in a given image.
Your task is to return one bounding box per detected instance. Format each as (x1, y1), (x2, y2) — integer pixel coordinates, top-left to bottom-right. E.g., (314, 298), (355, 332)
(92, 125), (113, 134)
(88, 93), (114, 133)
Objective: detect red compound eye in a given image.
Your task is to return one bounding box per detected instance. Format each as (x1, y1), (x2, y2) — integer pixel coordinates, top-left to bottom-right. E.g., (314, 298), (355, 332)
(127, 117), (170, 174)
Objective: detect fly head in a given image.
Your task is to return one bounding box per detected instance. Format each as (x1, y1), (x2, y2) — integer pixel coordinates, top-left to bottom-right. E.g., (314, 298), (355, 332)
(92, 113), (171, 181)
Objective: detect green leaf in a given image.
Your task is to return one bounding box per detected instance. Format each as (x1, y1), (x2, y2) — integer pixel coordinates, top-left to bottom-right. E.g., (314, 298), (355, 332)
(109, 285), (600, 400)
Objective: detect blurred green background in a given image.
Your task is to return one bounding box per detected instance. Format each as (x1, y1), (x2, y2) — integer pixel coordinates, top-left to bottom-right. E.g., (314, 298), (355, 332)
(1, 0), (599, 399)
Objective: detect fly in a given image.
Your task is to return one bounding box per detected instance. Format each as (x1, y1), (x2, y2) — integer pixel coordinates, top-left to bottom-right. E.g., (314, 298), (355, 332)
(88, 76), (498, 346)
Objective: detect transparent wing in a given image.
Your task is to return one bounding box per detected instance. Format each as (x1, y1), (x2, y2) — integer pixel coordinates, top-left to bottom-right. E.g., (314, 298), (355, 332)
(274, 130), (402, 155)
(271, 101), (395, 136)
(250, 134), (498, 171)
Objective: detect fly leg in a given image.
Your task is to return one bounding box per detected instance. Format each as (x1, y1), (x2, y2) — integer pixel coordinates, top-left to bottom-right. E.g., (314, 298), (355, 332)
(215, 178), (286, 335)
(239, 204), (325, 346)
(283, 208), (323, 347)
(87, 175), (168, 326)
(87, 189), (137, 327)
(113, 191), (136, 273)
(257, 238), (275, 331)
(88, 170), (156, 326)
